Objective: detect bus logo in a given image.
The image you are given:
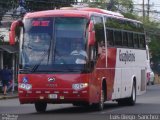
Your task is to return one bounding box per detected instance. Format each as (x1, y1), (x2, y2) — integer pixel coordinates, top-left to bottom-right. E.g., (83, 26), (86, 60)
(119, 50), (135, 64)
(48, 77), (55, 82)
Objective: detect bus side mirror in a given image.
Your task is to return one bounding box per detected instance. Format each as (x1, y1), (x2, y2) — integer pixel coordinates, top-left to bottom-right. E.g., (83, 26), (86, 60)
(88, 22), (95, 46)
(9, 20), (23, 45)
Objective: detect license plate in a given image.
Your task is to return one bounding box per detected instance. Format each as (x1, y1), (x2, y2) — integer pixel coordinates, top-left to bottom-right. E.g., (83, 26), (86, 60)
(48, 94), (57, 99)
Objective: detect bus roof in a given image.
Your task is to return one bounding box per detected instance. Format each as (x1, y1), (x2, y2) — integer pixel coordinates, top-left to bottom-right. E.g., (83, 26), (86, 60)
(24, 9), (90, 19)
(79, 8), (142, 24)
(24, 7), (142, 24)
(79, 7), (124, 18)
(80, 8), (142, 23)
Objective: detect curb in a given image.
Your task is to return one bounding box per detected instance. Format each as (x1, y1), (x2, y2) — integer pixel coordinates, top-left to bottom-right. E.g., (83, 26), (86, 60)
(0, 95), (18, 100)
(0, 92), (18, 100)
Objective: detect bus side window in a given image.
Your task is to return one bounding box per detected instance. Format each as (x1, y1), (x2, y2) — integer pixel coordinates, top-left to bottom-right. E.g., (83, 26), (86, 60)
(106, 29), (114, 46)
(133, 33), (139, 48)
(122, 32), (128, 47)
(128, 32), (133, 48)
(114, 30), (122, 46)
(139, 34), (145, 49)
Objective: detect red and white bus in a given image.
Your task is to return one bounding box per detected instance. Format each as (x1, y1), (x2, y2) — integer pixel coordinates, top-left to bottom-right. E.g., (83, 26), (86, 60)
(9, 7), (147, 112)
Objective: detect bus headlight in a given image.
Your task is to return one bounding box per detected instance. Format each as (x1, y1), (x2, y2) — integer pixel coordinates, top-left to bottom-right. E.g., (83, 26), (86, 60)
(72, 83), (88, 90)
(19, 83), (32, 90)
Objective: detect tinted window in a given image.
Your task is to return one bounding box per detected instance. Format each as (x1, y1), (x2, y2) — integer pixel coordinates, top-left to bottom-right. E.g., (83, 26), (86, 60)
(133, 34), (139, 48)
(139, 34), (145, 48)
(106, 29), (114, 46)
(114, 31), (122, 46)
(122, 32), (128, 46)
(128, 33), (133, 47)
(93, 16), (105, 44)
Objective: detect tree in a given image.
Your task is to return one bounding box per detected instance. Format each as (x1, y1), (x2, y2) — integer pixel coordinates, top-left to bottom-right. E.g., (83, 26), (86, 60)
(82, 0), (106, 8)
(82, 0), (134, 19)
(0, 0), (18, 22)
(144, 21), (160, 72)
(84, 0), (133, 13)
(25, 0), (76, 11)
(115, 0), (133, 13)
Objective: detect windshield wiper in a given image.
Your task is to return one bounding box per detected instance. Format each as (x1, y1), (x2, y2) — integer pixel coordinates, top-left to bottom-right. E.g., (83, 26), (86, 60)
(31, 40), (52, 72)
(31, 50), (48, 72)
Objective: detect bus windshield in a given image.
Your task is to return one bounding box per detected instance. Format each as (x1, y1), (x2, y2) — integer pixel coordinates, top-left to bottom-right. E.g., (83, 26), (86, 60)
(20, 17), (89, 72)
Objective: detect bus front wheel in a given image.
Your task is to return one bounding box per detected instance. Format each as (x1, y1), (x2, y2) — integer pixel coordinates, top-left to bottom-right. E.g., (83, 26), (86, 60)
(35, 102), (47, 112)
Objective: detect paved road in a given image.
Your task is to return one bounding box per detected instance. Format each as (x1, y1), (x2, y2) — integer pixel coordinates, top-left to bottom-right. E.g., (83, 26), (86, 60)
(0, 84), (160, 120)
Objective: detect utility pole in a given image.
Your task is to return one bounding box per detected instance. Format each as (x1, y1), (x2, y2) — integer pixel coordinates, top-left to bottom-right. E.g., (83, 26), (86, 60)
(142, 0), (145, 21)
(147, 0), (150, 21)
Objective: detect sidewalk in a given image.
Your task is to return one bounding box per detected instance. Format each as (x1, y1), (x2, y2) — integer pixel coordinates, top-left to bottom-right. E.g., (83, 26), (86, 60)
(155, 74), (160, 84)
(0, 92), (18, 100)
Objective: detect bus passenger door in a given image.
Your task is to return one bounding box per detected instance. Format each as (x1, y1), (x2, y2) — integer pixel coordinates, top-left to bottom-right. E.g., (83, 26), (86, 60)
(88, 15), (106, 103)
(93, 15), (107, 102)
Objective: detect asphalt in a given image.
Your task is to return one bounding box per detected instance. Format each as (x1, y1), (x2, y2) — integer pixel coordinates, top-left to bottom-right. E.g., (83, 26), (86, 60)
(0, 91), (18, 100)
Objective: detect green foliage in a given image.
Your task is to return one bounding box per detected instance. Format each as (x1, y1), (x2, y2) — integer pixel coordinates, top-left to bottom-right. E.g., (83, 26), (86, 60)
(79, 0), (135, 20)
(0, 0), (18, 9)
(86, 0), (134, 17)
(142, 19), (160, 71)
(123, 12), (139, 20)
(0, 0), (76, 12)
(25, 0), (76, 11)
(149, 35), (160, 72)
(85, 0), (106, 8)
(117, 0), (133, 12)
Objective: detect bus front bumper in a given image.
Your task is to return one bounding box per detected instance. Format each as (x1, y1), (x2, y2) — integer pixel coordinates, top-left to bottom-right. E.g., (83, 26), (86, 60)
(18, 89), (89, 104)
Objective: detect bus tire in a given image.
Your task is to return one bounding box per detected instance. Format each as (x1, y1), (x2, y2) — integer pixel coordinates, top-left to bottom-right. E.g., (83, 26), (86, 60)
(117, 81), (136, 106)
(35, 102), (47, 112)
(126, 81), (136, 105)
(117, 99), (125, 106)
(93, 88), (105, 111)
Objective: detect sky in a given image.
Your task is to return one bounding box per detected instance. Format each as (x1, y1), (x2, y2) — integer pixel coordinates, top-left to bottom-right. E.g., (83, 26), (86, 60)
(133, 0), (160, 20)
(134, 0), (160, 11)
(77, 0), (160, 12)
